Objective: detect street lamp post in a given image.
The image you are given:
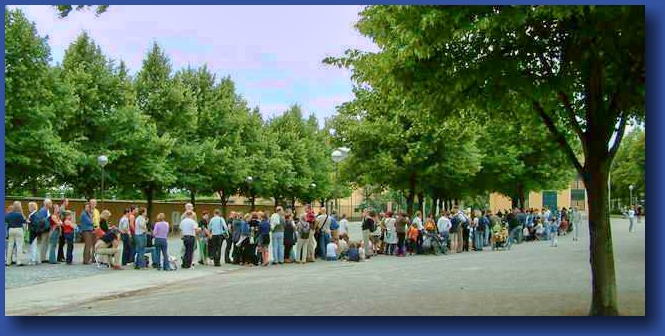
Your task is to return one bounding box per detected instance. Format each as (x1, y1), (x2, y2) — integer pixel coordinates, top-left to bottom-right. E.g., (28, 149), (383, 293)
(629, 184), (634, 207)
(331, 150), (344, 215)
(97, 155), (108, 209)
(246, 176), (254, 210)
(310, 183), (316, 206)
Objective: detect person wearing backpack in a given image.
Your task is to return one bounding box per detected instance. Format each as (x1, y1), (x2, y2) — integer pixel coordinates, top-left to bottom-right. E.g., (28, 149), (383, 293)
(361, 209), (376, 259)
(34, 199), (53, 264)
(316, 207), (332, 260)
(295, 212), (311, 264)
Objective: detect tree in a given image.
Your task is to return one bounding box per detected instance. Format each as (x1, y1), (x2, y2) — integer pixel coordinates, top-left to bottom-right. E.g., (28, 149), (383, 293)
(4, 8), (78, 195)
(53, 5), (109, 18)
(57, 32), (134, 198)
(610, 128), (645, 205)
(329, 5), (644, 315)
(134, 42), (197, 219)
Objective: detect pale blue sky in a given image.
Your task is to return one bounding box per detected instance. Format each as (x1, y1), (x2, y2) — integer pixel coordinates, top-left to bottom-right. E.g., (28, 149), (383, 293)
(13, 5), (378, 125)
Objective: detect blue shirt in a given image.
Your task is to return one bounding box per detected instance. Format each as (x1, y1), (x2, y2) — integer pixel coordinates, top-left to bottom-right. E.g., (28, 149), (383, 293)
(240, 220), (250, 236)
(80, 211), (93, 232)
(209, 216), (228, 235)
(5, 212), (26, 229)
(259, 220), (271, 235)
(348, 247), (360, 262)
(330, 218), (339, 230)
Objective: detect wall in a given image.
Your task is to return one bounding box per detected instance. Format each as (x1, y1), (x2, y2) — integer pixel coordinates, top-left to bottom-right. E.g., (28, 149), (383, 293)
(4, 197), (313, 225)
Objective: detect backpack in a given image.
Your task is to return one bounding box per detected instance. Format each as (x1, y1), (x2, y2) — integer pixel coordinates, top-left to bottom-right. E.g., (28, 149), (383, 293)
(299, 221), (311, 239)
(366, 218), (376, 232)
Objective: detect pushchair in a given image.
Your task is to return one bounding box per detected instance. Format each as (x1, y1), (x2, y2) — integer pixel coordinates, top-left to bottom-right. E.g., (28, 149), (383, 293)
(491, 226), (511, 251)
(422, 229), (444, 255)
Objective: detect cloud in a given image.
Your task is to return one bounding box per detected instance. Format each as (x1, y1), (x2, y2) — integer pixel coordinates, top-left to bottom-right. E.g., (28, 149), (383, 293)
(14, 5), (378, 126)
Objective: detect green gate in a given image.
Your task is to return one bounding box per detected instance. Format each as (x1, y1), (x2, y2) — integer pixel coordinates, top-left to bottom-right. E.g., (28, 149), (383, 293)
(542, 191), (558, 210)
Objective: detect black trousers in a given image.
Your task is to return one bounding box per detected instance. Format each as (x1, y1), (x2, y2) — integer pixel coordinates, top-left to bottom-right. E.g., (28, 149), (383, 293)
(209, 235), (223, 265)
(57, 234), (65, 261)
(463, 228), (470, 251)
(121, 233), (133, 265)
(182, 235), (196, 268)
(232, 239), (243, 264)
(224, 236), (233, 263)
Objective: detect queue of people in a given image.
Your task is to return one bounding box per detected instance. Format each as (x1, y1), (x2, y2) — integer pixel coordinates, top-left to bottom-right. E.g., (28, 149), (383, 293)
(6, 198), (594, 270)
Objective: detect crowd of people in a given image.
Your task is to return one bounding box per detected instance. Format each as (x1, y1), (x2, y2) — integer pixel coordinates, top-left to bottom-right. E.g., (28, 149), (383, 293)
(6, 197), (609, 270)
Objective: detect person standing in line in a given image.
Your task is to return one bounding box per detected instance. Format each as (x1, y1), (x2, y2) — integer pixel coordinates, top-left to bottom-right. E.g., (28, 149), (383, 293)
(90, 199), (101, 255)
(208, 209), (228, 267)
(36, 199), (53, 264)
(305, 205), (317, 262)
(5, 202), (26, 266)
(133, 208), (149, 269)
(47, 204), (63, 264)
(436, 211), (451, 255)
(283, 211), (296, 263)
(295, 212), (311, 264)
(197, 211), (210, 265)
(224, 211), (235, 264)
(152, 213), (172, 271)
(62, 212), (77, 265)
(57, 199), (69, 262)
(338, 213), (349, 239)
(180, 210), (199, 269)
(394, 212), (408, 257)
(80, 202), (95, 265)
(128, 206), (137, 263)
(361, 209), (376, 259)
(118, 208), (133, 266)
(316, 207), (332, 260)
(270, 206), (286, 265)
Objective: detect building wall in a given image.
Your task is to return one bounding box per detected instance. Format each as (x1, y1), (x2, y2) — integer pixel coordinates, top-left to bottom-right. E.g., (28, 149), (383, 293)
(489, 188), (587, 213)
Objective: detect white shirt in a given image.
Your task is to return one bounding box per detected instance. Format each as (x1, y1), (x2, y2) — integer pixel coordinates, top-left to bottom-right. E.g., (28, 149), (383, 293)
(135, 215), (147, 235)
(316, 214), (332, 233)
(180, 218), (198, 236)
(119, 216), (129, 233)
(627, 209), (635, 218)
(270, 213), (281, 230)
(338, 219), (349, 235)
(385, 218), (396, 231)
(437, 216), (452, 233)
(326, 242), (337, 258)
(413, 217), (424, 231)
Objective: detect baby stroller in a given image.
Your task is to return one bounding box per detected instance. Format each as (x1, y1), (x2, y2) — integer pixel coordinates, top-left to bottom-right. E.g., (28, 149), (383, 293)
(421, 228), (443, 255)
(491, 226), (511, 251)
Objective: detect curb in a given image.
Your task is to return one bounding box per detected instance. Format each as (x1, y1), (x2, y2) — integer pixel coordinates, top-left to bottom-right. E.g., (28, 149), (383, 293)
(5, 266), (245, 316)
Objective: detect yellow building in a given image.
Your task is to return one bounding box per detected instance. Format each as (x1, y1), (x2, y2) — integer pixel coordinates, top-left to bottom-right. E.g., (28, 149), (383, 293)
(489, 176), (588, 213)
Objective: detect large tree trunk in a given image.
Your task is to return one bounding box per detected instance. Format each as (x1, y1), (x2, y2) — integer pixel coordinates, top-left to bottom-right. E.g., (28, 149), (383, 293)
(518, 184), (527, 211)
(190, 189), (196, 207)
(31, 181), (39, 197)
(218, 191), (228, 218)
(406, 173), (416, 217)
(144, 185), (154, 224)
(584, 159), (619, 316)
(416, 193), (424, 216)
(274, 197), (279, 208)
(250, 195), (256, 211)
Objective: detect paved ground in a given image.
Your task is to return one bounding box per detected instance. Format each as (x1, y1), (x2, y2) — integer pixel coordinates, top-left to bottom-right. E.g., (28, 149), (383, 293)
(5, 218), (645, 316)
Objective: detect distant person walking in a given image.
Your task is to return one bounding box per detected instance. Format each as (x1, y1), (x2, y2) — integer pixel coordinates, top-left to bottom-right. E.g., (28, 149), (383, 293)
(5, 202), (26, 266)
(627, 206), (636, 233)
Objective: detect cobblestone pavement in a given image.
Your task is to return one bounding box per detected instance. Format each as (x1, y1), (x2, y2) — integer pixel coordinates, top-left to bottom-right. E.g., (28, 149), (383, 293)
(42, 217), (644, 316)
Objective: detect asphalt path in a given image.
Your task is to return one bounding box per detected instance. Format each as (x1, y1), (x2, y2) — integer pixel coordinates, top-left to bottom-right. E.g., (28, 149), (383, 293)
(46, 217), (645, 316)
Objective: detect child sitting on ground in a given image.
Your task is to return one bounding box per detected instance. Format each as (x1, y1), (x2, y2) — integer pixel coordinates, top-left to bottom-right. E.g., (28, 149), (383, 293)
(347, 242), (360, 262)
(358, 241), (366, 261)
(326, 238), (338, 261)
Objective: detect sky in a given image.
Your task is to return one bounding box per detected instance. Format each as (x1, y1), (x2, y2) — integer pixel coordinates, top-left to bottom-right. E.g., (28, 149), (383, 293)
(13, 5), (379, 126)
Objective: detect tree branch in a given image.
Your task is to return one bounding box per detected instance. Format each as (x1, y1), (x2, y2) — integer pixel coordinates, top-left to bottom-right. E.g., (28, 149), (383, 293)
(532, 100), (584, 174)
(608, 114), (627, 161)
(557, 91), (585, 140)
